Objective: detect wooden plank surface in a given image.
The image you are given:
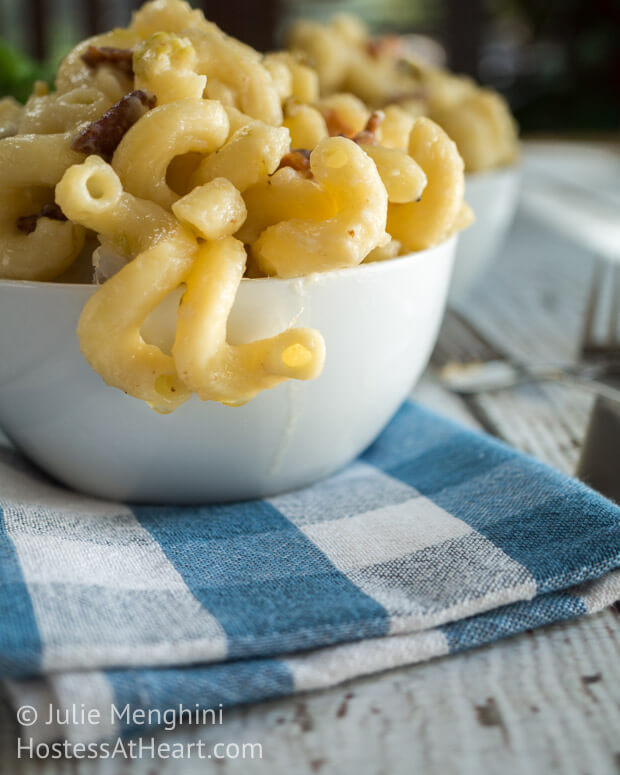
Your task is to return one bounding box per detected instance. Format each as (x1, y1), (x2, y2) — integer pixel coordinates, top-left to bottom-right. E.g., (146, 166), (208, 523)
(1, 607), (619, 774)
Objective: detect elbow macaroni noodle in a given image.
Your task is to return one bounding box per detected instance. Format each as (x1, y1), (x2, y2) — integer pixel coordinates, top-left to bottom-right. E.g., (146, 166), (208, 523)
(253, 136), (389, 277)
(0, 0), (474, 410)
(191, 120), (290, 193)
(387, 117), (465, 252)
(57, 156), (196, 413)
(173, 237), (325, 406)
(112, 98), (230, 208)
(0, 133), (85, 280)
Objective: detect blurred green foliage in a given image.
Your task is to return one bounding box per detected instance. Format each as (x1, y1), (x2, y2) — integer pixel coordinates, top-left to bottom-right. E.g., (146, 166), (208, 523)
(0, 39), (56, 101)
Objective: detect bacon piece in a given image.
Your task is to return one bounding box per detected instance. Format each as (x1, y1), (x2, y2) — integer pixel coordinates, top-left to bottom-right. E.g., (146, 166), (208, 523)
(16, 203), (67, 235)
(71, 90), (156, 162)
(352, 130), (377, 146)
(276, 149), (312, 177)
(352, 111), (384, 146)
(365, 111), (384, 135)
(321, 108), (356, 139)
(82, 46), (134, 78)
(366, 35), (403, 59)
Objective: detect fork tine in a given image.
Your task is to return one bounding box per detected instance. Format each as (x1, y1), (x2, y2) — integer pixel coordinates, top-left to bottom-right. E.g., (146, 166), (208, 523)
(610, 264), (620, 347)
(581, 258), (603, 357)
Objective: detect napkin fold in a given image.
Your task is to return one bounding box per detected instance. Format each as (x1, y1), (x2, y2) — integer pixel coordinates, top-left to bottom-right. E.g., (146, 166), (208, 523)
(1, 402), (619, 743)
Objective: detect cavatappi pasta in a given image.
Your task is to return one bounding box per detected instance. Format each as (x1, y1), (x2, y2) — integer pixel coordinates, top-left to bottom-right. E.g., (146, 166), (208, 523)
(0, 0), (470, 411)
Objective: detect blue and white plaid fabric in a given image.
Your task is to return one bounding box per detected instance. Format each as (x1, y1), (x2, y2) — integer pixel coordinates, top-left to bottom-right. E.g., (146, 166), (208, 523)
(2, 402), (619, 742)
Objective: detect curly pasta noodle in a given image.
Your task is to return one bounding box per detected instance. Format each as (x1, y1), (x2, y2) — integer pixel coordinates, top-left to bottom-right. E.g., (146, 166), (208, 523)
(0, 133), (85, 280)
(253, 136), (388, 277)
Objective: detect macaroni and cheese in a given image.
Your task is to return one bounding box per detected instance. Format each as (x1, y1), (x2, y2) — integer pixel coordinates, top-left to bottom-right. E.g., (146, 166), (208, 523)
(0, 0), (470, 411)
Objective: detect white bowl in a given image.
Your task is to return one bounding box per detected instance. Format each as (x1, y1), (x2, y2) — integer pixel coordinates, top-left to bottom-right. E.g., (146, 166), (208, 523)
(449, 164), (521, 304)
(0, 237), (456, 504)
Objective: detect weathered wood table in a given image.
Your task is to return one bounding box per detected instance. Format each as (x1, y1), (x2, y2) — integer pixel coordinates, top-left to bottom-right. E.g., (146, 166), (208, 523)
(1, 192), (619, 775)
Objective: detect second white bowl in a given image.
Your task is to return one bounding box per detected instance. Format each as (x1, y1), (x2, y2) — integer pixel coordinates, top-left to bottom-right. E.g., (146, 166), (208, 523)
(449, 164), (521, 304)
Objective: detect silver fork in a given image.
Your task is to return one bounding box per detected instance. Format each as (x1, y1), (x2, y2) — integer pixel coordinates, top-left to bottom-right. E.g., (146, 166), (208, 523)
(581, 259), (620, 360)
(577, 261), (620, 500)
(439, 260), (620, 400)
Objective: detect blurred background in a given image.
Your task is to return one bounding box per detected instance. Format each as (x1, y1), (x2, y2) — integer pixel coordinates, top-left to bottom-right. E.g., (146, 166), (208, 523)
(0, 0), (618, 134)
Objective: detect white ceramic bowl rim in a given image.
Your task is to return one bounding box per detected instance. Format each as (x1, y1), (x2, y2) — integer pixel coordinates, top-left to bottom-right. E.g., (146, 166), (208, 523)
(465, 159), (522, 180)
(0, 234), (458, 292)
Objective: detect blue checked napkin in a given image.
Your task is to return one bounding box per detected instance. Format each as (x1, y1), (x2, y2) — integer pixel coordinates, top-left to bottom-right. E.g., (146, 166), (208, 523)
(2, 402), (619, 743)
